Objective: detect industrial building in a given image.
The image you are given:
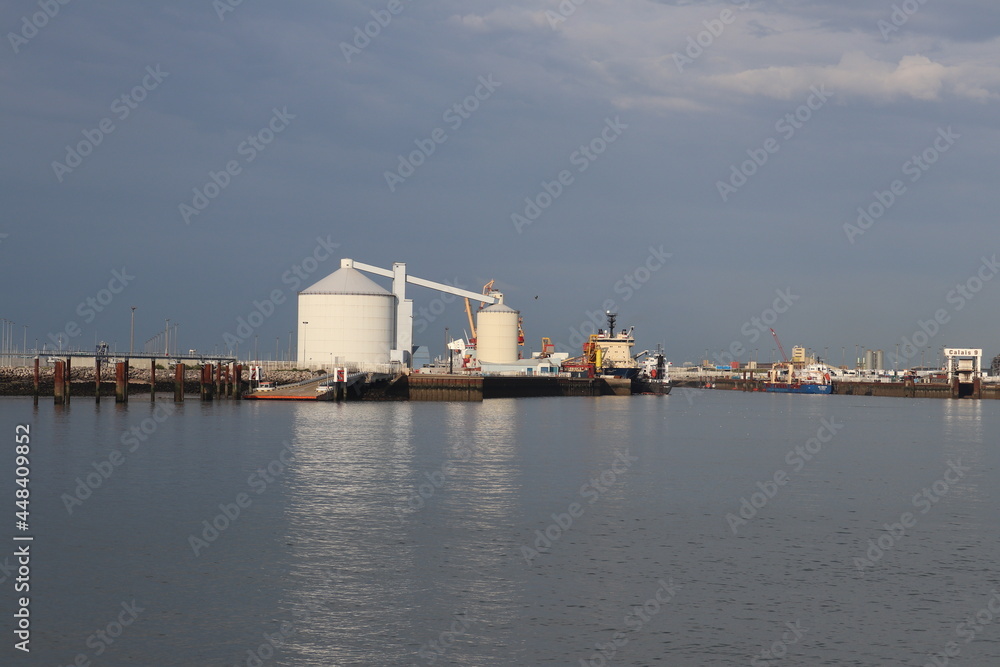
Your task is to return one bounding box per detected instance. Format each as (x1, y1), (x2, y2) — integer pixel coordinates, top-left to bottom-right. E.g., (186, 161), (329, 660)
(296, 259), (501, 369)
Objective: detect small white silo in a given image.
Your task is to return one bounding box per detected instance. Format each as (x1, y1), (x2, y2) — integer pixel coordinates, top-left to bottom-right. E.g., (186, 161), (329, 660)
(297, 267), (395, 365)
(477, 301), (519, 364)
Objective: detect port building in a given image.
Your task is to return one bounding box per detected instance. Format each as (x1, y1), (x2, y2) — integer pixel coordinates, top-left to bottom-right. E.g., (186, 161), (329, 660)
(297, 259), (500, 368)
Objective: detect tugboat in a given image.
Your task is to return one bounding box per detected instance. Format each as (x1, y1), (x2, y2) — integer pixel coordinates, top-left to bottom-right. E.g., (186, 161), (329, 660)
(632, 344), (672, 395)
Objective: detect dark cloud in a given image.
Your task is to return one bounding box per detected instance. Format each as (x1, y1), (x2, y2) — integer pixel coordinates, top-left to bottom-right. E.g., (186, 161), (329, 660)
(1, 1), (997, 363)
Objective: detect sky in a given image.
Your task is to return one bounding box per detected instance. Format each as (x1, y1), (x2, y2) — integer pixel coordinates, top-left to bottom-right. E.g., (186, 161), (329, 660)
(1, 0), (998, 368)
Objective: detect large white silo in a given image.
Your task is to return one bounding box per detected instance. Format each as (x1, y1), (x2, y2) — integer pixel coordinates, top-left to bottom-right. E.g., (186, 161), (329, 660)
(477, 302), (519, 364)
(297, 267), (395, 365)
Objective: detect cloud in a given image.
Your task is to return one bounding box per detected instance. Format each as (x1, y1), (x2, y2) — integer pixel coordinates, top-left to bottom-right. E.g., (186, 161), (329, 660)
(448, 8), (553, 33)
(708, 52), (998, 102)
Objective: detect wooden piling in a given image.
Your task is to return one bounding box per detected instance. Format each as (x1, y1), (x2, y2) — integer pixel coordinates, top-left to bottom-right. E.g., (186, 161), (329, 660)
(33, 358), (40, 400)
(174, 363), (185, 402)
(234, 364), (242, 400)
(150, 358), (156, 402)
(115, 362), (128, 403)
(64, 357), (71, 404)
(201, 364), (214, 401)
(54, 360), (65, 404)
(95, 357), (101, 402)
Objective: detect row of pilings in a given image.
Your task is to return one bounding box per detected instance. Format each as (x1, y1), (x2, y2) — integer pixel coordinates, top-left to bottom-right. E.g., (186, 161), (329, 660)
(44, 358), (244, 405)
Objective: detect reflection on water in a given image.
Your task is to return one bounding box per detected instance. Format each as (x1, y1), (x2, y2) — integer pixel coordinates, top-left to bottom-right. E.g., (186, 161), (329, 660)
(4, 393), (999, 665)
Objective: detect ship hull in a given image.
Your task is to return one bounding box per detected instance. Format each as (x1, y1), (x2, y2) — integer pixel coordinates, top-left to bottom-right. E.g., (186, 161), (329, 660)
(764, 382), (832, 395)
(632, 379), (672, 395)
(602, 367), (640, 380)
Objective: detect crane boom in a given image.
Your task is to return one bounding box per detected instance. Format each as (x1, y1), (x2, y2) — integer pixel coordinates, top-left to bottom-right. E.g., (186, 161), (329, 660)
(770, 328), (789, 363)
(464, 298), (477, 341)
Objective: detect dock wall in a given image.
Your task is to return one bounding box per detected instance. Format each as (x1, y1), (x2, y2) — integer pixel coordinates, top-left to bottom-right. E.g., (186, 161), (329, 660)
(685, 378), (998, 399)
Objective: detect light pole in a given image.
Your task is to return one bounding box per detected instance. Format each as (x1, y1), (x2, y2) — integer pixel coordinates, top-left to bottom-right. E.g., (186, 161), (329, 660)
(301, 322), (309, 366)
(165, 319), (170, 356)
(130, 306), (136, 356)
(446, 327), (452, 374)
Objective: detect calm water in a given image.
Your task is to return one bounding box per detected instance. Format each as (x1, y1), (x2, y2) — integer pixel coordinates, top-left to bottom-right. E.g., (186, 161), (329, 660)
(0, 391), (997, 666)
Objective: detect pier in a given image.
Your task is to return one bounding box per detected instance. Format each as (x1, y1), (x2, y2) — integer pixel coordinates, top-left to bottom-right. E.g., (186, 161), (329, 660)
(8, 351), (241, 404)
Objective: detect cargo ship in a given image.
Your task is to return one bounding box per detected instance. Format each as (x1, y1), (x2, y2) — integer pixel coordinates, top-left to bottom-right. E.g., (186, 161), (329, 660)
(593, 312), (640, 380)
(764, 363), (832, 394)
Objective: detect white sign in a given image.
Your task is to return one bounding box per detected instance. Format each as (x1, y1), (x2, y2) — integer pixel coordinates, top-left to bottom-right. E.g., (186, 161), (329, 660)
(943, 348), (981, 357)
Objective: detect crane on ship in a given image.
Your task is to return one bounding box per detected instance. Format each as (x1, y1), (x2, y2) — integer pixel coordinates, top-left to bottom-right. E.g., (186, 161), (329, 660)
(770, 328), (789, 364)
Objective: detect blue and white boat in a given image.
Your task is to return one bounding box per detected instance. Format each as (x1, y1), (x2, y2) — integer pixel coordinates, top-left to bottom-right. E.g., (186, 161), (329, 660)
(764, 363), (832, 394)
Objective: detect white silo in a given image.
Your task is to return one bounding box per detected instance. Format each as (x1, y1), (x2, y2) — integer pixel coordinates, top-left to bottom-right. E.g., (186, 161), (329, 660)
(297, 266), (395, 365)
(477, 301), (519, 364)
